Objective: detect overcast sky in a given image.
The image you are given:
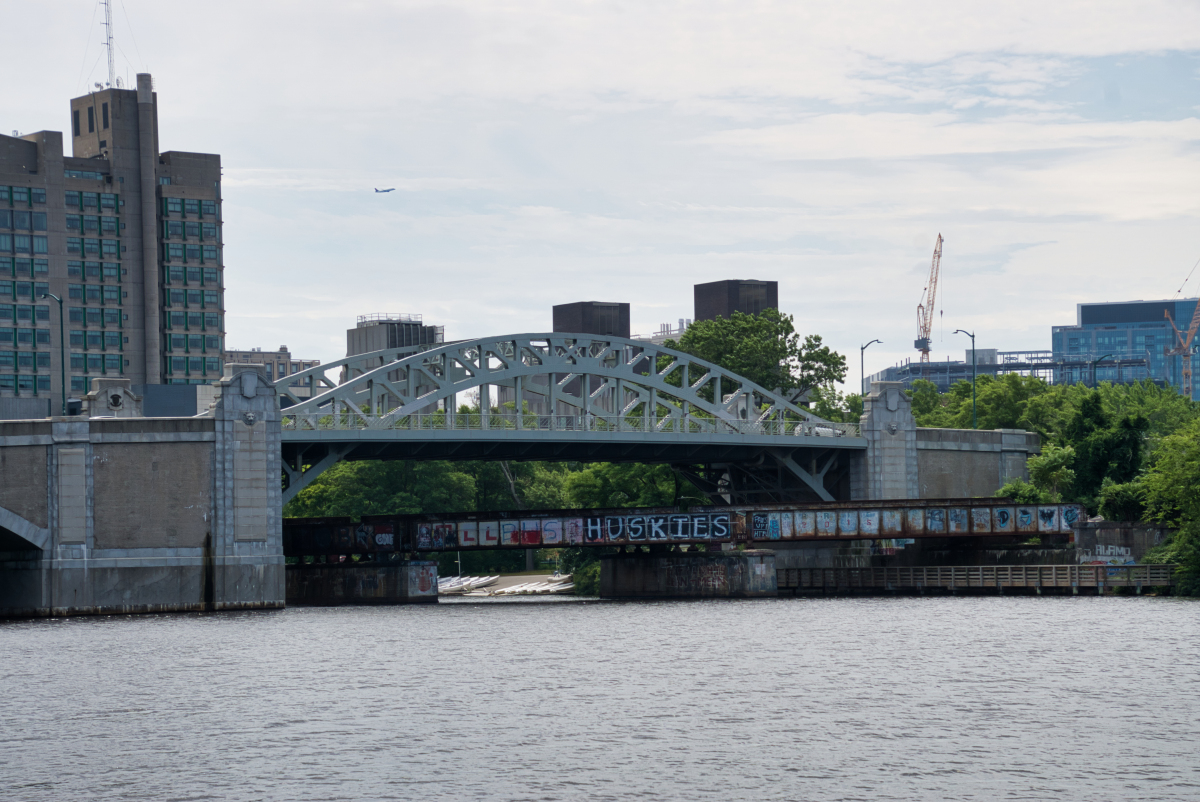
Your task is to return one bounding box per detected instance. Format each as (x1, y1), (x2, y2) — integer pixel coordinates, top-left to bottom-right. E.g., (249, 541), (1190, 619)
(5, 1), (1200, 386)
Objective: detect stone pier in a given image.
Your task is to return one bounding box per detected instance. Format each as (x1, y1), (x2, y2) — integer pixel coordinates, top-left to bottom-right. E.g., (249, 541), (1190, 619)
(600, 549), (777, 599)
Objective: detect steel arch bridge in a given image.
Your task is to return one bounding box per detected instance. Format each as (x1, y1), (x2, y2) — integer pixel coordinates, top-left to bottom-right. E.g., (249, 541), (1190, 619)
(275, 333), (866, 505)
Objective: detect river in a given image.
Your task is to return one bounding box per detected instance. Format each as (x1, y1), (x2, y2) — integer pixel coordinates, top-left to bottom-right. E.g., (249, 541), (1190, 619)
(2, 596), (1198, 801)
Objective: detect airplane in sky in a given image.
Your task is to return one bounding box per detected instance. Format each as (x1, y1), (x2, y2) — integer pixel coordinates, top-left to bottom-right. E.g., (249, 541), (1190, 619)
(374, 187), (395, 193)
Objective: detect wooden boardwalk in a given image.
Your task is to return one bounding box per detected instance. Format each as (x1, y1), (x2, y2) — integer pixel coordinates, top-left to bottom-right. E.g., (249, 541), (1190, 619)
(777, 564), (1177, 594)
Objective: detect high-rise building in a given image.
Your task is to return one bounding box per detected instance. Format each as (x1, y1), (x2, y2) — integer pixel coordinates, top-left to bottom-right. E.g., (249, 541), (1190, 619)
(693, 279), (777, 321)
(346, 313), (444, 357)
(0, 73), (225, 414)
(1052, 299), (1196, 392)
(552, 301), (630, 338)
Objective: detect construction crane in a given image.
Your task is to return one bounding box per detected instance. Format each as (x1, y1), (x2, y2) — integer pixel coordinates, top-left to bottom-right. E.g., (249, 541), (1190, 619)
(1164, 301), (1200, 399)
(914, 234), (944, 363)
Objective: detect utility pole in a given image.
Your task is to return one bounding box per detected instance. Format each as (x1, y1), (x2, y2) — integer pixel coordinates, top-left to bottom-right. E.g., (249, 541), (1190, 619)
(954, 329), (976, 429)
(860, 339), (881, 398)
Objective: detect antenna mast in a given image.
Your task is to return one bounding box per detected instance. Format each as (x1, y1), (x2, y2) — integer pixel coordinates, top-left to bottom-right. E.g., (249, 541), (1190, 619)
(101, 0), (115, 88)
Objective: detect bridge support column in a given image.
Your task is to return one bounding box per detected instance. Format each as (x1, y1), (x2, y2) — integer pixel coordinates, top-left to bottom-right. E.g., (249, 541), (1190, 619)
(599, 549), (776, 599)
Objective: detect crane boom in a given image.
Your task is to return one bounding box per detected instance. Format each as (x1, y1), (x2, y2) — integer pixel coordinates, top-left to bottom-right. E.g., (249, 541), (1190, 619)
(1164, 299), (1200, 399)
(914, 234), (943, 363)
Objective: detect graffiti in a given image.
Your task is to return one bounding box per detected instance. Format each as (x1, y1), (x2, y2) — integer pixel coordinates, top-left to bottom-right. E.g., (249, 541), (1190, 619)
(970, 508), (991, 532)
(948, 508), (968, 534)
(767, 513), (782, 540)
(752, 513), (770, 540)
(542, 519), (562, 545)
(520, 520), (541, 546)
(906, 509), (924, 533)
(663, 561), (729, 593)
(860, 510), (880, 536)
(416, 524), (433, 550)
(480, 521), (500, 546)
(1081, 544), (1134, 566)
(458, 522), (478, 547)
(796, 512), (816, 536)
(881, 510), (903, 535)
(838, 511), (858, 536)
(1061, 505), (1082, 530)
(994, 508), (1012, 531)
(373, 524), (394, 549)
(781, 512), (794, 539)
(817, 511), (837, 536)
(500, 521), (520, 546)
(411, 565), (437, 595)
(1038, 506), (1059, 533)
(926, 508), (946, 533)
(1016, 507), (1036, 533)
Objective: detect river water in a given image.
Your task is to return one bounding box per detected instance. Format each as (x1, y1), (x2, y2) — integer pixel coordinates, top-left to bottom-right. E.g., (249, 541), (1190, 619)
(2, 596), (1198, 801)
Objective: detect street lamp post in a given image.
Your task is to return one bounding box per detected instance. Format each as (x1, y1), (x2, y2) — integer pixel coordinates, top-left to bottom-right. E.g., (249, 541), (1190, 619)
(39, 293), (66, 415)
(1092, 353), (1114, 387)
(954, 329), (977, 429)
(860, 339), (882, 398)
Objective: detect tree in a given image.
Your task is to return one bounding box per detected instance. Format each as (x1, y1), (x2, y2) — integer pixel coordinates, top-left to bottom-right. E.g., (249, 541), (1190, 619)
(666, 308), (846, 398)
(1027, 444), (1076, 502)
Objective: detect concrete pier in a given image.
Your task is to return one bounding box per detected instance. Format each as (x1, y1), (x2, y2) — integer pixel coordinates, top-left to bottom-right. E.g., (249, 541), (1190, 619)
(286, 560), (438, 605)
(600, 549), (777, 599)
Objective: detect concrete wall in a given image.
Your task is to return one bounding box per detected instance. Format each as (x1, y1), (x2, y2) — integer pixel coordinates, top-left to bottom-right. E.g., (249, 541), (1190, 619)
(600, 549), (777, 598)
(853, 380), (1039, 501)
(0, 365), (284, 617)
(1075, 522), (1170, 565)
(286, 561), (438, 605)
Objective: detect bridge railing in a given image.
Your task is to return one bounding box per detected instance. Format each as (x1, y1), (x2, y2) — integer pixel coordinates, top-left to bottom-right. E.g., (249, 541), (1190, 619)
(281, 411), (861, 438)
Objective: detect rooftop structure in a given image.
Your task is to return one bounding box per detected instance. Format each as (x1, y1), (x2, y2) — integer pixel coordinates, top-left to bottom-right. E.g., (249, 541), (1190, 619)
(552, 301), (630, 338)
(694, 279), (777, 322)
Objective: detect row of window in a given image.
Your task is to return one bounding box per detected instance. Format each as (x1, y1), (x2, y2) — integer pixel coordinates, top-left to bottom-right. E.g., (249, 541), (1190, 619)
(163, 243), (218, 263)
(0, 375), (50, 393)
(163, 197), (218, 217)
(65, 169), (105, 181)
(65, 191), (119, 211)
(166, 311), (222, 332)
(164, 288), (219, 309)
(165, 265), (220, 286)
(68, 284), (123, 304)
(0, 234), (49, 255)
(68, 261), (123, 281)
(0, 304), (50, 323)
(0, 210), (48, 231)
(72, 353), (124, 372)
(0, 351), (51, 370)
(69, 331), (123, 350)
(0, 328), (51, 346)
(66, 238), (121, 257)
(73, 102), (110, 137)
(0, 187), (47, 206)
(1, 281), (50, 300)
(165, 333), (222, 353)
(165, 356), (222, 376)
(70, 307), (123, 327)
(67, 215), (120, 235)
(163, 220), (218, 241)
(0, 258), (48, 278)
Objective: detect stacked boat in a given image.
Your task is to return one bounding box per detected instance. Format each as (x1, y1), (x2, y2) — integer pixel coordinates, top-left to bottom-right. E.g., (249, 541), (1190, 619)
(463, 574), (574, 596)
(437, 575), (499, 595)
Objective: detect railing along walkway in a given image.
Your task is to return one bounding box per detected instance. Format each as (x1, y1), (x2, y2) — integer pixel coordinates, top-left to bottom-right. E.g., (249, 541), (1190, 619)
(778, 564), (1177, 591)
(281, 411), (860, 439)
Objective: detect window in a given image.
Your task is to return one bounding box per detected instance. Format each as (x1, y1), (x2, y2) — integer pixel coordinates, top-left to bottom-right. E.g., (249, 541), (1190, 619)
(0, 210), (10, 228)
(70, 376), (87, 392)
(11, 188), (29, 205)
(170, 333), (186, 351)
(86, 331), (102, 349)
(69, 307), (84, 323)
(102, 102), (109, 129)
(16, 305), (31, 320)
(186, 267), (201, 283)
(33, 237), (47, 254)
(16, 282), (31, 298)
(102, 287), (120, 304)
(169, 289), (185, 306)
(205, 335), (221, 351)
(201, 200), (217, 216)
(85, 262), (101, 279)
(70, 353), (85, 370)
(184, 199), (199, 215)
(203, 291), (218, 307)
(36, 352), (50, 369)
(33, 260), (47, 276)
(167, 244), (184, 260)
(65, 191), (82, 210)
(83, 192), (98, 209)
(31, 189), (45, 204)
(83, 216), (99, 232)
(168, 265), (185, 283)
(165, 220), (182, 238)
(73, 109), (80, 137)
(70, 330), (84, 347)
(103, 309), (120, 326)
(32, 213), (46, 231)
(16, 329), (33, 345)
(100, 193), (116, 210)
(17, 376), (34, 393)
(83, 238), (99, 255)
(189, 356), (203, 374)
(169, 311), (185, 328)
(202, 268), (218, 285)
(35, 305), (48, 322)
(65, 169), (105, 181)
(204, 313), (221, 330)
(87, 106), (95, 133)
(0, 303), (10, 320)
(188, 312), (203, 329)
(100, 217), (117, 234)
(188, 334), (203, 352)
(187, 290), (201, 306)
(170, 356), (186, 374)
(14, 236), (30, 254)
(101, 240), (118, 257)
(87, 354), (103, 371)
(102, 264), (119, 281)
(159, 177), (172, 186)
(205, 357), (220, 374)
(0, 328), (11, 346)
(67, 238), (82, 255)
(0, 234), (9, 253)
(165, 198), (182, 215)
(202, 245), (217, 262)
(0, 257), (11, 277)
(35, 330), (49, 345)
(17, 352), (34, 369)
(202, 223), (217, 240)
(0, 352), (11, 369)
(68, 284), (83, 301)
(86, 308), (102, 325)
(85, 286), (101, 303)
(104, 332), (121, 349)
(13, 211), (30, 230)
(277, 363), (287, 377)
(104, 354), (121, 373)
(185, 222), (200, 238)
(185, 244), (200, 261)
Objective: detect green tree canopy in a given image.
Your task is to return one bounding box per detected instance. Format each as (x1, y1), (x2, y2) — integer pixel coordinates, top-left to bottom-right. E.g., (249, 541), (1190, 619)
(666, 308), (847, 398)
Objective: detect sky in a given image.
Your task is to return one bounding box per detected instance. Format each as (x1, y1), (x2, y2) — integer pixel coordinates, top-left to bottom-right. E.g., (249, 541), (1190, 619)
(4, 1), (1200, 389)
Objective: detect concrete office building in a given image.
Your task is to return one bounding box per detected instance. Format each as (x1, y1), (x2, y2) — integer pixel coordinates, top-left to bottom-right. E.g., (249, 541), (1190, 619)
(1052, 299), (1196, 393)
(694, 280), (777, 321)
(552, 301), (630, 338)
(224, 345), (320, 399)
(0, 73), (225, 417)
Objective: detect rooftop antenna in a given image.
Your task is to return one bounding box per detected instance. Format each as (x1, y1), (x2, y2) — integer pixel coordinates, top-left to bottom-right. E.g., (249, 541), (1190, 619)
(101, 0), (115, 88)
